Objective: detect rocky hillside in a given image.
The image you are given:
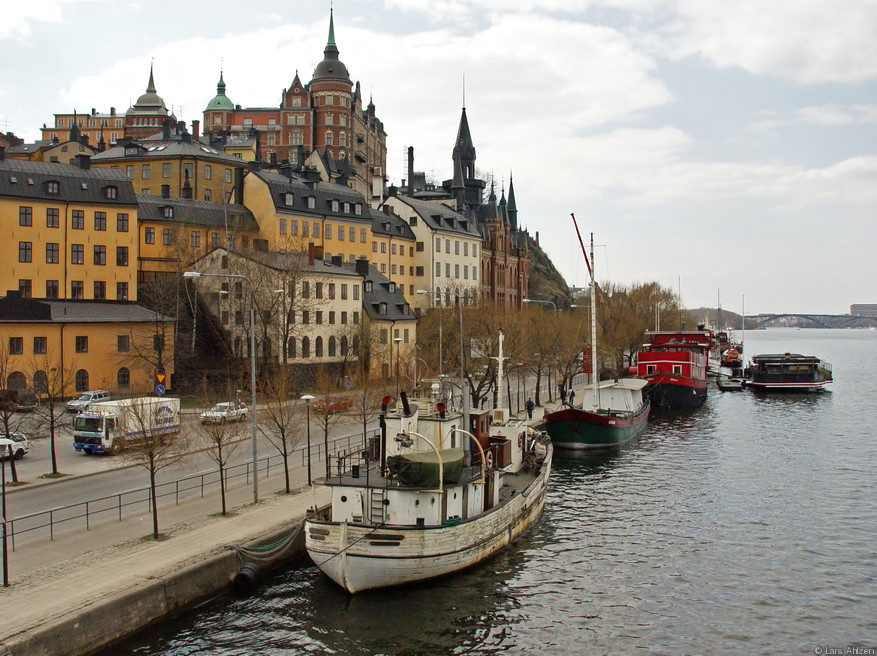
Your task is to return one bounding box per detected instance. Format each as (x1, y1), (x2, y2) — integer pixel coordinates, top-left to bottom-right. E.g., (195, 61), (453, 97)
(526, 235), (570, 306)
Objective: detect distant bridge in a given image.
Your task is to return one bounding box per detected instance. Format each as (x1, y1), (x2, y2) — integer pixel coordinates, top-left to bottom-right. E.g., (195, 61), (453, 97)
(748, 314), (877, 329)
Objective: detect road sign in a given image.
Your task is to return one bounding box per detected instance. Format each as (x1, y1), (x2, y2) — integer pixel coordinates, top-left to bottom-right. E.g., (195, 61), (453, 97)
(155, 373), (167, 386)
(155, 384), (166, 396)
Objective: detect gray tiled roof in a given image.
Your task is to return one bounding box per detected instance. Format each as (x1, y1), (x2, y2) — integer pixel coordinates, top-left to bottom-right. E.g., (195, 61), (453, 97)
(340, 261), (416, 323)
(93, 140), (244, 165)
(136, 194), (258, 230)
(0, 294), (173, 323)
(384, 195), (479, 237)
(369, 207), (416, 240)
(254, 170), (371, 223)
(0, 159), (137, 205)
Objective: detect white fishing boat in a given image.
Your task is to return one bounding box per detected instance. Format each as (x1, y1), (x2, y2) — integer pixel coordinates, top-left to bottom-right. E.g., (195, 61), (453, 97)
(305, 331), (553, 594)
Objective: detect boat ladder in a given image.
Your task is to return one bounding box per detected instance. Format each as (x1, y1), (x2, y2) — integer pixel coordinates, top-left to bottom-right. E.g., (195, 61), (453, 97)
(369, 488), (386, 523)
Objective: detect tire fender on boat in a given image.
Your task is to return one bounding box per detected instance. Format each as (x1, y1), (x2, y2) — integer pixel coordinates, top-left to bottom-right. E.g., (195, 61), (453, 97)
(486, 451), (494, 470)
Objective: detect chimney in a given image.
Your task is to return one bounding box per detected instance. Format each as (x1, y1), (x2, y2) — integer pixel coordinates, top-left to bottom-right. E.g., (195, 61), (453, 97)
(75, 153), (91, 169)
(162, 119), (171, 141)
(110, 107), (116, 116)
(331, 255), (343, 266)
(192, 119), (200, 140)
(407, 146), (415, 197)
(0, 146), (4, 161)
(355, 257), (370, 277)
(307, 243), (324, 265)
(181, 131), (192, 144)
(161, 184), (171, 198)
(91, 108), (96, 116)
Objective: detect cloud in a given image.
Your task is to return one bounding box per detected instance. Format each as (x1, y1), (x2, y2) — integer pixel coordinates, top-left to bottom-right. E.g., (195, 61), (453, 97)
(1, 2), (63, 39)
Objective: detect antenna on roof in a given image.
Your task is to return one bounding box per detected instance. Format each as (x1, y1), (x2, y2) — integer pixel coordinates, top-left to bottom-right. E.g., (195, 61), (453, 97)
(462, 73), (466, 109)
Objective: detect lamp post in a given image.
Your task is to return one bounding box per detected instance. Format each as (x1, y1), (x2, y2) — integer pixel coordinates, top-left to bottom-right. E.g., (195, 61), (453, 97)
(1, 442), (8, 586)
(300, 394), (315, 486)
(523, 298), (557, 313)
(393, 336), (403, 397)
(184, 270), (260, 504)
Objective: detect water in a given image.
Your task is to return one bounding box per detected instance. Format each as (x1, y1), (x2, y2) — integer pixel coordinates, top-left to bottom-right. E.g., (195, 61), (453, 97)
(116, 329), (877, 655)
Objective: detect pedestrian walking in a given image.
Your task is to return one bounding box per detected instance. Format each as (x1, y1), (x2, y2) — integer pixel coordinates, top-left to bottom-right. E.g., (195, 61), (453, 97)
(568, 388), (575, 406)
(525, 398), (535, 419)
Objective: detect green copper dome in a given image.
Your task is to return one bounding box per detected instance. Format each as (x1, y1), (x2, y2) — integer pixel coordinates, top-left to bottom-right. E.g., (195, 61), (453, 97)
(205, 71), (234, 112)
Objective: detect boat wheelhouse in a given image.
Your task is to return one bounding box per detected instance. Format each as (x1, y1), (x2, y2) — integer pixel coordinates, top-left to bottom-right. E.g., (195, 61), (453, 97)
(745, 353), (833, 391)
(636, 330), (712, 409)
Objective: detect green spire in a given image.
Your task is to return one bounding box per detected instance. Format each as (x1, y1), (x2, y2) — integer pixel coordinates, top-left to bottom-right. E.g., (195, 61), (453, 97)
(328, 6), (336, 48)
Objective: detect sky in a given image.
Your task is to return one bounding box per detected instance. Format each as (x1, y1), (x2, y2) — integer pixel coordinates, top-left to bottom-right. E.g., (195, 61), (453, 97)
(2, 0), (876, 316)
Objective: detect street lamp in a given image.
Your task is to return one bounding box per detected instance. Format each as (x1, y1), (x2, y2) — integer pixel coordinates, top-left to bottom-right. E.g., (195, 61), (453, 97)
(523, 298), (557, 313)
(393, 336), (403, 397)
(300, 394), (315, 486)
(417, 289), (464, 391)
(184, 270), (260, 504)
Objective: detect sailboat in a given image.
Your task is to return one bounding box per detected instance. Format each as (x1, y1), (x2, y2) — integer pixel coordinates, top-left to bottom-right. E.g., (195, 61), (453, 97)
(541, 220), (650, 449)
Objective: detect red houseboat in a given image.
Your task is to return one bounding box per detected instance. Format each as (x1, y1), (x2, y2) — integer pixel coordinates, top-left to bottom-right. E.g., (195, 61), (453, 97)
(637, 330), (712, 409)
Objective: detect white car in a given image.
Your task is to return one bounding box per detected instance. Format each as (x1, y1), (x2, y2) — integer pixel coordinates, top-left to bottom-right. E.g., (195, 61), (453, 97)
(200, 402), (248, 424)
(0, 432), (30, 460)
(66, 390), (111, 413)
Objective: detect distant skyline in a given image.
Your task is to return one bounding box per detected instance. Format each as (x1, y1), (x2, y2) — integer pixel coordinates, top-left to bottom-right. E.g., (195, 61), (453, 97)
(2, 1), (875, 314)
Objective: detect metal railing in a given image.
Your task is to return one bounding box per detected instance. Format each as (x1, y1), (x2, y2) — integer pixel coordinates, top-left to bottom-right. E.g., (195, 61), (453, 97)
(6, 430), (369, 550)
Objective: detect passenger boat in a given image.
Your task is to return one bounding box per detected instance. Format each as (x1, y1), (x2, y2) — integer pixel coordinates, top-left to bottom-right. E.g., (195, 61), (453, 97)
(744, 353), (833, 391)
(636, 330), (712, 409)
(542, 221), (650, 449)
(305, 332), (553, 594)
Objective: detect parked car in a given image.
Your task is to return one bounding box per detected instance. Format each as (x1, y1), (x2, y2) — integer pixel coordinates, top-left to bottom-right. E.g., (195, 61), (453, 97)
(0, 432), (30, 460)
(0, 388), (36, 412)
(200, 402), (248, 424)
(313, 394), (353, 414)
(66, 390), (111, 413)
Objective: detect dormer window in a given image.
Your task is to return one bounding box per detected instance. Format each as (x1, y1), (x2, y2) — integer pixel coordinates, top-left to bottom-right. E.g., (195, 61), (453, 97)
(125, 146), (139, 156)
(284, 192), (294, 206)
(80, 182), (88, 190)
(378, 302), (388, 315)
(388, 282), (396, 293)
(354, 203), (362, 215)
(307, 196), (315, 209)
(364, 280), (373, 292)
(331, 200), (339, 212)
(46, 181), (60, 194)
(105, 186), (118, 199)
(163, 206), (174, 218)
(343, 202), (350, 213)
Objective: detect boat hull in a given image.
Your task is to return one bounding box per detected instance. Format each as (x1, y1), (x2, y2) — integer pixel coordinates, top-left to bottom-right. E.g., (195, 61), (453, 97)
(305, 448), (553, 594)
(542, 404), (650, 449)
(644, 378), (708, 409)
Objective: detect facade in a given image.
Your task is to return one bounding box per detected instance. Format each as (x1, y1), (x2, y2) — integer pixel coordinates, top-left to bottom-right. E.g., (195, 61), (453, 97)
(202, 10), (386, 202)
(0, 152), (139, 302)
(5, 138), (98, 164)
(0, 292), (174, 395)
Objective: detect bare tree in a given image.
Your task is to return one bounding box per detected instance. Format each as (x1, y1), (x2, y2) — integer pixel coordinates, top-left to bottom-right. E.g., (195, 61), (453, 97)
(198, 408), (243, 515)
(28, 351), (78, 476)
(348, 371), (383, 457)
(118, 397), (189, 539)
(0, 345), (26, 483)
(312, 366), (346, 479)
(259, 364), (305, 494)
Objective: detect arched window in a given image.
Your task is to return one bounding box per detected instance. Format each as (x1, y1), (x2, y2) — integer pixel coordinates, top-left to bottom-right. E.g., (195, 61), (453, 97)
(6, 371), (26, 390)
(315, 336), (324, 357)
(75, 369), (89, 391)
(288, 337), (296, 359)
(33, 371), (48, 396)
(117, 368), (130, 389)
(340, 336), (348, 356)
(328, 336), (337, 357)
(301, 337), (310, 358)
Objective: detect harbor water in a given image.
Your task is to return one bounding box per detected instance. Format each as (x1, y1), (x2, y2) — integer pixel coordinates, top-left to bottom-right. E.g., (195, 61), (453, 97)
(115, 329), (876, 655)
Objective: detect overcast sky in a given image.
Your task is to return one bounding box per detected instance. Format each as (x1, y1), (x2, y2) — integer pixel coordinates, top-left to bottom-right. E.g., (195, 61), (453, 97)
(3, 0), (875, 315)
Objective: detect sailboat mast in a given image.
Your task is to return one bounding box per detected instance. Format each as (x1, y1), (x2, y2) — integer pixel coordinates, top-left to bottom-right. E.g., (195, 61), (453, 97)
(590, 233), (599, 411)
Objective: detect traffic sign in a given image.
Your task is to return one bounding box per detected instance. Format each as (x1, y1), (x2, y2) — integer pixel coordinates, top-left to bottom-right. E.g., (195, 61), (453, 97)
(155, 384), (166, 396)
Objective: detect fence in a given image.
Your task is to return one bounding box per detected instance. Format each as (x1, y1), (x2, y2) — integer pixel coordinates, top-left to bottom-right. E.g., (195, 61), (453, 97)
(5, 429), (372, 550)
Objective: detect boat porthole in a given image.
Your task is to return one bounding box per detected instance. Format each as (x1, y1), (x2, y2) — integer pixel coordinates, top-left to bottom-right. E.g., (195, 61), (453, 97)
(454, 493), (457, 499)
(431, 498), (435, 504)
(415, 499), (420, 506)
(383, 499), (390, 505)
(340, 496), (347, 503)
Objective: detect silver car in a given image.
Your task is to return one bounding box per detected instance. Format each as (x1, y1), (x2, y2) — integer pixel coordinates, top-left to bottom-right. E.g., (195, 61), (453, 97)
(0, 432), (30, 460)
(199, 402), (248, 424)
(66, 390), (111, 413)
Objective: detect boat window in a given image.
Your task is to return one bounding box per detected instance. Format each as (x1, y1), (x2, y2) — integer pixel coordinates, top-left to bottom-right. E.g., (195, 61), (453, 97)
(673, 365), (682, 375)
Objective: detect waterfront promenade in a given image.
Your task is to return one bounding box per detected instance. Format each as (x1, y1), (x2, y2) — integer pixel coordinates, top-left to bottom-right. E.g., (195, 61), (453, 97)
(0, 453), (331, 656)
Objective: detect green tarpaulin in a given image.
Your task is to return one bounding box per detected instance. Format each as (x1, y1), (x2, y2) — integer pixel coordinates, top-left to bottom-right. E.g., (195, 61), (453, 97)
(387, 448), (465, 486)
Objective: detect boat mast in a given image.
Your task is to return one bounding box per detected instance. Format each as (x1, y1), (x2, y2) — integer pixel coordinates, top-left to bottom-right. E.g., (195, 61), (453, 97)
(590, 232), (599, 411)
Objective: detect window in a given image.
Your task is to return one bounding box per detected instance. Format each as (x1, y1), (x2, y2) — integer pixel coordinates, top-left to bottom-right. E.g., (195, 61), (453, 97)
(445, 263), (451, 277)
(126, 165), (134, 179)
(71, 281), (84, 299)
(204, 189), (211, 201)
(72, 210), (84, 229)
(46, 280), (59, 299)
(163, 229), (174, 245)
(416, 266), (424, 276)
(436, 237), (441, 251)
(116, 334), (130, 352)
(19, 242), (32, 262)
(315, 336), (323, 357)
(455, 264), (460, 278)
(46, 207), (60, 228)
(391, 244), (397, 255)
(464, 242), (469, 256)
(18, 279), (31, 298)
(380, 242), (387, 254)
(33, 337), (47, 354)
(117, 213), (129, 232)
(302, 311), (309, 325)
(46, 181), (60, 194)
(328, 336), (337, 356)
(380, 328), (388, 344)
(190, 231), (200, 248)
(9, 337), (23, 355)
(162, 163), (171, 178)
(93, 245), (106, 265)
(204, 165), (212, 180)
(307, 196), (315, 209)
(105, 186), (118, 199)
(353, 284), (359, 300)
(46, 243), (59, 263)
(316, 311), (323, 324)
(145, 227), (155, 244)
(436, 262), (441, 276)
(372, 242), (377, 253)
(455, 241), (460, 255)
(163, 206), (174, 218)
(212, 232), (220, 247)
(225, 169), (232, 183)
(341, 311), (348, 325)
(116, 246), (129, 266)
(75, 369), (89, 392)
(141, 164), (151, 179)
(328, 283), (336, 299)
(19, 207), (32, 226)
(117, 282), (128, 300)
(94, 281), (106, 299)
(329, 311), (335, 325)
(353, 311), (359, 325)
(349, 227), (355, 242)
(301, 281), (310, 299)
(340, 284), (348, 300)
(117, 368), (130, 389)
(360, 228), (367, 242)
(94, 212), (106, 230)
(75, 336), (88, 353)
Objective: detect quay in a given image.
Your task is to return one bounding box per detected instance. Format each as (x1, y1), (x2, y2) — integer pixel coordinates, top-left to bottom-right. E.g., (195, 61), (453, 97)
(0, 462), (330, 656)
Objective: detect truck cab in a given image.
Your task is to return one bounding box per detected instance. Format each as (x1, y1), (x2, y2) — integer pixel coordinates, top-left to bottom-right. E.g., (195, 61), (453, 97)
(72, 411), (119, 454)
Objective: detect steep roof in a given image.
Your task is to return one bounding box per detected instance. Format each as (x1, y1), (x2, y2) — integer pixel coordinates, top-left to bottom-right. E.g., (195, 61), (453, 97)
(340, 261), (416, 323)
(311, 8), (351, 85)
(136, 194), (258, 230)
(384, 194), (479, 238)
(252, 169), (371, 222)
(0, 158), (137, 205)
(204, 71), (235, 112)
(93, 138), (244, 165)
(0, 292), (173, 323)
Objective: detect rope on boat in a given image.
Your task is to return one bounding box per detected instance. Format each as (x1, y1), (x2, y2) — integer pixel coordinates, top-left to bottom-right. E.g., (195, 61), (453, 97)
(311, 521), (390, 568)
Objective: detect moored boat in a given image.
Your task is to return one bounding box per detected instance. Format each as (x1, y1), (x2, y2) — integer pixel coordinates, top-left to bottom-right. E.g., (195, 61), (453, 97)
(541, 221), (650, 449)
(744, 353), (833, 391)
(305, 333), (553, 594)
(636, 330), (712, 409)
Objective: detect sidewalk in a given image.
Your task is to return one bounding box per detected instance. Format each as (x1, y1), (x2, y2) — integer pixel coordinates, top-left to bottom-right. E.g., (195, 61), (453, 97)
(0, 455), (330, 655)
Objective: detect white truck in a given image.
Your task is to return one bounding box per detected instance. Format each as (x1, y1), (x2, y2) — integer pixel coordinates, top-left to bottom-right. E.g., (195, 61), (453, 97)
(72, 396), (181, 455)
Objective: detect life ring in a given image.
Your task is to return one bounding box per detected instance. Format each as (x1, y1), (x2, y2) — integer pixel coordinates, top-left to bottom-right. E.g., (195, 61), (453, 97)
(485, 452), (494, 470)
